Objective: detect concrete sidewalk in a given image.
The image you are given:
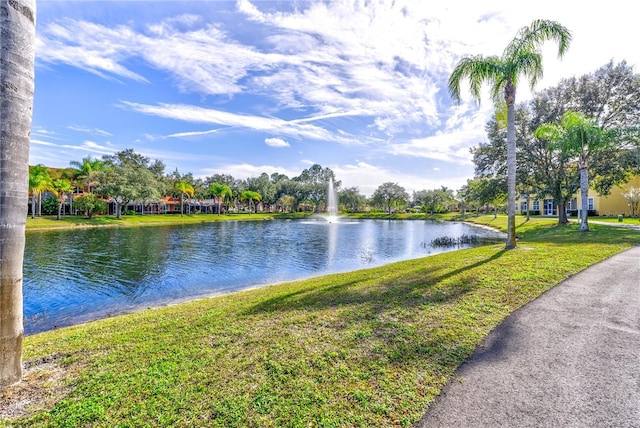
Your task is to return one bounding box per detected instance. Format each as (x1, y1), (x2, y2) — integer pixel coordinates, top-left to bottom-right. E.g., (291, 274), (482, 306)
(416, 245), (640, 428)
(588, 220), (640, 231)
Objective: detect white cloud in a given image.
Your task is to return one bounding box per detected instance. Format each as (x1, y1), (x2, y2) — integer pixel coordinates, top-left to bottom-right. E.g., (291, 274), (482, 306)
(31, 127), (60, 140)
(36, 21), (148, 83)
(166, 129), (225, 139)
(68, 125), (113, 137)
(29, 139), (118, 167)
(333, 160), (468, 197)
(120, 101), (366, 145)
(236, 0), (266, 23)
(31, 139), (115, 155)
(265, 137), (290, 148)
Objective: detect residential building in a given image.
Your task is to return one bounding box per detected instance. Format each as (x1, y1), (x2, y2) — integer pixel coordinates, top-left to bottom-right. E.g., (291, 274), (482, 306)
(517, 175), (640, 217)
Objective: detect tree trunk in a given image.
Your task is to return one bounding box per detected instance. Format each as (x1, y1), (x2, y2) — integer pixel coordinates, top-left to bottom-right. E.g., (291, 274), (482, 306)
(505, 84), (517, 249)
(57, 200), (63, 220)
(180, 194), (184, 217)
(0, 0), (36, 388)
(579, 162), (589, 232)
(30, 193), (36, 219)
(557, 199), (569, 224)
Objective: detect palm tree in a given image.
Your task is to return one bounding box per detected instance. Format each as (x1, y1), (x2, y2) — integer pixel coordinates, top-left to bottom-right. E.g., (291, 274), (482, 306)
(28, 164), (53, 218)
(1, 0), (36, 387)
(69, 156), (105, 193)
(448, 19), (571, 249)
(535, 111), (606, 232)
(51, 178), (73, 220)
(240, 190), (262, 214)
(175, 180), (194, 217)
(208, 182), (232, 216)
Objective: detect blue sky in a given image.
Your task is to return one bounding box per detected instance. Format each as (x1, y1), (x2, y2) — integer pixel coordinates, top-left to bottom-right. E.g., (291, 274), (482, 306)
(30, 0), (639, 196)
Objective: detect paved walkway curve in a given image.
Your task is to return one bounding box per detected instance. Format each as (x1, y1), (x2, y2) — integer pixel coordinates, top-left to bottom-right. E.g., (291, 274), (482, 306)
(416, 245), (640, 428)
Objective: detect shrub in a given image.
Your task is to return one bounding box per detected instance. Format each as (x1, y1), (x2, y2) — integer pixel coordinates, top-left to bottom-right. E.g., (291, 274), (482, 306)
(42, 196), (58, 215)
(74, 193), (107, 219)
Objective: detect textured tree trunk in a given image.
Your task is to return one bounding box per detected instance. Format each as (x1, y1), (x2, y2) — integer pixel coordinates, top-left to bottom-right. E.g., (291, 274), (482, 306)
(557, 199), (569, 224)
(505, 83), (517, 249)
(0, 0), (36, 387)
(579, 160), (589, 232)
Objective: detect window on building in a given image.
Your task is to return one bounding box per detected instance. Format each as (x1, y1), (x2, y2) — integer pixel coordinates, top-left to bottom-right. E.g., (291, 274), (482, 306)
(588, 197), (594, 211)
(532, 200), (540, 211)
(521, 201), (528, 212)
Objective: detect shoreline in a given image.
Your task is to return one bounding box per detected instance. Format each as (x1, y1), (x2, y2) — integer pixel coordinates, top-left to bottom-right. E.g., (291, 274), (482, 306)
(24, 218), (504, 336)
(25, 212), (479, 232)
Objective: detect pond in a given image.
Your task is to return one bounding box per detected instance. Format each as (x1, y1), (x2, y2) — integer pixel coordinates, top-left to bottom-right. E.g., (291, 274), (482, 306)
(23, 219), (504, 334)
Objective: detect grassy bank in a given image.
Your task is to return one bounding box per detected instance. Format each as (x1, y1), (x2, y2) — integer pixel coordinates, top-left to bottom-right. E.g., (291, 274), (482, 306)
(3, 216), (639, 427)
(25, 212), (311, 230)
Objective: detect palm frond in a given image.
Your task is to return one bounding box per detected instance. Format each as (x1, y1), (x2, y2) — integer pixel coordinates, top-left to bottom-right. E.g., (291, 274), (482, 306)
(448, 55), (503, 104)
(534, 122), (562, 142)
(504, 19), (572, 61)
(512, 51), (544, 90)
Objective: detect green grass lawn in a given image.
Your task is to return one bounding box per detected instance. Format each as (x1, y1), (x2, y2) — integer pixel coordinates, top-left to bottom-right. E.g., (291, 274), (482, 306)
(345, 211), (464, 221)
(25, 212), (312, 230)
(4, 216), (639, 427)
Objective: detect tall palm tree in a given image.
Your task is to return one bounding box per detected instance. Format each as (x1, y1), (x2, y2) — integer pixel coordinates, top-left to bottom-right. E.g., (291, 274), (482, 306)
(69, 156), (105, 193)
(535, 111), (606, 232)
(208, 182), (232, 216)
(1, 0), (36, 387)
(51, 178), (73, 220)
(28, 164), (53, 218)
(449, 19), (571, 249)
(240, 190), (262, 214)
(175, 180), (194, 217)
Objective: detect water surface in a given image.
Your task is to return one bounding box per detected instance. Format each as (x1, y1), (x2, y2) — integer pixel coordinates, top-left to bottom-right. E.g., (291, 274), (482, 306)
(24, 219), (504, 334)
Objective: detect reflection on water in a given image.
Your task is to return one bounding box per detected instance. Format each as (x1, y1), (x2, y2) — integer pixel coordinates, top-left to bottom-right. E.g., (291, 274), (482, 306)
(23, 219), (504, 334)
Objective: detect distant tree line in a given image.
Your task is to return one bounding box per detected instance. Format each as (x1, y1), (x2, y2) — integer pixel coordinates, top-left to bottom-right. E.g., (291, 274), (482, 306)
(29, 153), (458, 219)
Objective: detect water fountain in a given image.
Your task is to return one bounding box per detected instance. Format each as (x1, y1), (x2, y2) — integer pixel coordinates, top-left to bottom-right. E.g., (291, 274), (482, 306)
(327, 177), (338, 223)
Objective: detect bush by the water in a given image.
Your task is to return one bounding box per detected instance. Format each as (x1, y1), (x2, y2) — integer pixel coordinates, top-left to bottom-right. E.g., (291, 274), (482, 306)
(429, 234), (482, 247)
